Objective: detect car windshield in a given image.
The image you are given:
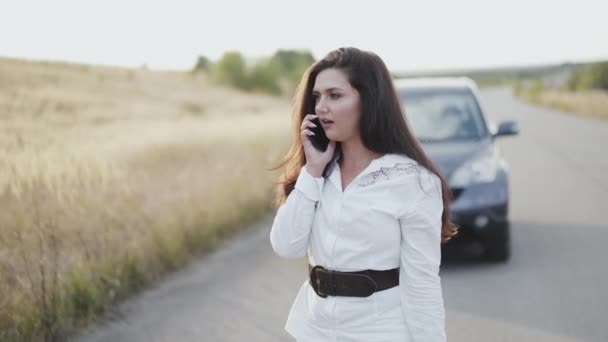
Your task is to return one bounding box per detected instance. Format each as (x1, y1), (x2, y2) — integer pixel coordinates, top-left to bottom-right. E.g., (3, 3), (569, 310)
(399, 88), (487, 143)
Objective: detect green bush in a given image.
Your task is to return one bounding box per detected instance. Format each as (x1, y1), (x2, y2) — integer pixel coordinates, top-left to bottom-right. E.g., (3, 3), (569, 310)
(209, 49), (315, 95)
(588, 62), (608, 90)
(247, 61), (282, 95)
(568, 67), (593, 91)
(568, 61), (608, 91)
(269, 49), (315, 84)
(212, 51), (249, 90)
(529, 79), (544, 100)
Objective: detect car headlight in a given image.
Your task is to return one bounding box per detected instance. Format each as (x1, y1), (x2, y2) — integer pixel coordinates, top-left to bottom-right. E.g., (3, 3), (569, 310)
(449, 146), (499, 187)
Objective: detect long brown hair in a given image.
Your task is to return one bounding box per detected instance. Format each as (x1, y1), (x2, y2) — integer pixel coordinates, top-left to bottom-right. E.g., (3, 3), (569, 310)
(269, 47), (458, 243)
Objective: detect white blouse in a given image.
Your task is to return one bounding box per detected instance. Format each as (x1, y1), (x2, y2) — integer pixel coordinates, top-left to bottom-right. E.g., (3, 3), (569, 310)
(270, 153), (447, 342)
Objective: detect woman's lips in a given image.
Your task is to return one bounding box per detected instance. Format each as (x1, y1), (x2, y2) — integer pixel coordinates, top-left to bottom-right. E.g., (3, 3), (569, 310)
(321, 119), (334, 128)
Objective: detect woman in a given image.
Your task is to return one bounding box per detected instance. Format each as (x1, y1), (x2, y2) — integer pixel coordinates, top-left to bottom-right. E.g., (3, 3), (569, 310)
(269, 47), (458, 341)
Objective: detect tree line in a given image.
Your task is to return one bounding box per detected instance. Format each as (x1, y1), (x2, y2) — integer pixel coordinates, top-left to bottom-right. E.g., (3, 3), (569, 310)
(192, 49), (315, 95)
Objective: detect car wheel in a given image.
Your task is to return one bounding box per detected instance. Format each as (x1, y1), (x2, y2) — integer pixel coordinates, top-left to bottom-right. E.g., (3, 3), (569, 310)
(483, 222), (510, 262)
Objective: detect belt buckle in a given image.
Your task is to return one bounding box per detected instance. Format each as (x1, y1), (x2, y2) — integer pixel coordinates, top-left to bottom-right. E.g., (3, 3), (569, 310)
(309, 265), (329, 298)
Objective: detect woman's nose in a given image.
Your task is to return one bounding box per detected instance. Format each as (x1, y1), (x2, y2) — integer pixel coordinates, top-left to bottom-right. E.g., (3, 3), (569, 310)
(315, 99), (328, 114)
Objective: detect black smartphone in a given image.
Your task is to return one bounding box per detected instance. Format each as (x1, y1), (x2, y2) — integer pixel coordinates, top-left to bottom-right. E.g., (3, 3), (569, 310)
(309, 116), (330, 152)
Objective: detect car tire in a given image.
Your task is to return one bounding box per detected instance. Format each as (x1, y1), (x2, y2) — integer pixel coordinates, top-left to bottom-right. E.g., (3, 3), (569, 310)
(483, 222), (510, 262)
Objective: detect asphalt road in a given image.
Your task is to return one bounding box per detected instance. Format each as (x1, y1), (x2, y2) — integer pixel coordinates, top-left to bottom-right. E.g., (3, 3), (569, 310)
(74, 87), (608, 342)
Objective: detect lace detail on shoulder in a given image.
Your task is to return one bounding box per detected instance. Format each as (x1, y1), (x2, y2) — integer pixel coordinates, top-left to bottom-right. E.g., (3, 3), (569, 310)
(358, 163), (421, 187)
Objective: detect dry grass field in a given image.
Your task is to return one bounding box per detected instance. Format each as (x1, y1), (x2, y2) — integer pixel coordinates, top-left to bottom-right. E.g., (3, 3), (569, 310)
(516, 88), (608, 120)
(0, 57), (293, 341)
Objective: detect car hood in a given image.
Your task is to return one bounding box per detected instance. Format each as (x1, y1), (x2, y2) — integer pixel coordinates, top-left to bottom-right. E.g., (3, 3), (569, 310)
(421, 139), (493, 179)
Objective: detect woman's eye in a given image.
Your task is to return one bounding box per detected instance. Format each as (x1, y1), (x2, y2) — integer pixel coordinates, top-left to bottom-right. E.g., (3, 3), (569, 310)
(330, 93), (341, 99)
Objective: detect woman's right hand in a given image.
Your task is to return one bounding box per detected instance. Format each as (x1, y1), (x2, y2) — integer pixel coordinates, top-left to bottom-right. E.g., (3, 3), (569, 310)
(301, 114), (336, 177)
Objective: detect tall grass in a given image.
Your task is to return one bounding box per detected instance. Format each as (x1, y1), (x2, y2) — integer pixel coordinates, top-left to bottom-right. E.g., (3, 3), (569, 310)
(0, 57), (292, 341)
(514, 79), (608, 120)
(528, 89), (608, 120)
(512, 61), (608, 120)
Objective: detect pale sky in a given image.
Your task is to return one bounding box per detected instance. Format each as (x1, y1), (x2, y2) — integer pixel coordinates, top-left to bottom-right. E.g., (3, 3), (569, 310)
(2, 0), (607, 73)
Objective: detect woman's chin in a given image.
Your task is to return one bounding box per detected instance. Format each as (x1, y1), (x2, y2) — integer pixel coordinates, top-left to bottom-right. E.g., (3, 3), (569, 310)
(325, 132), (338, 142)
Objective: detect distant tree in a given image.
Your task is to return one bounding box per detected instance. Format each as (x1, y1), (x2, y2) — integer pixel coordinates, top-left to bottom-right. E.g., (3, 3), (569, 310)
(193, 55), (211, 72)
(269, 49), (315, 83)
(212, 51), (248, 90)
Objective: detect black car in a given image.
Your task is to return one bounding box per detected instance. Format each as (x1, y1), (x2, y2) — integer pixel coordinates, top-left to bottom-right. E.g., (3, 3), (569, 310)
(395, 77), (519, 262)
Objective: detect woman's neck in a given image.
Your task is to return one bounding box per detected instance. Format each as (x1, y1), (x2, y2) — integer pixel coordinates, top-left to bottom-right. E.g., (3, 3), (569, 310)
(339, 137), (383, 171)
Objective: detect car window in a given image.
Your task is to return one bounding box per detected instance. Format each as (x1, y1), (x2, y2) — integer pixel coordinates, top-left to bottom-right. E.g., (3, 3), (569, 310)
(399, 88), (487, 142)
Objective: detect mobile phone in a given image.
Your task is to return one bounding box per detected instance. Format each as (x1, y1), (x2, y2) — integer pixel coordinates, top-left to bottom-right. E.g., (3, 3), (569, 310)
(309, 116), (330, 152)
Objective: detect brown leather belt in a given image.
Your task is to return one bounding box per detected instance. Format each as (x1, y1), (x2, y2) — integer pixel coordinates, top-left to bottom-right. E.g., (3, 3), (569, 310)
(308, 264), (399, 298)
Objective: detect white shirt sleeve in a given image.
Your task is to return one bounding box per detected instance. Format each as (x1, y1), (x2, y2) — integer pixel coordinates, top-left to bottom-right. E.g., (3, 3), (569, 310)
(398, 171), (447, 341)
(269, 165), (324, 258)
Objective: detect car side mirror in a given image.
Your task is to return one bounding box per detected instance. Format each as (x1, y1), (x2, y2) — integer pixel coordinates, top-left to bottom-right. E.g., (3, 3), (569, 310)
(493, 120), (519, 138)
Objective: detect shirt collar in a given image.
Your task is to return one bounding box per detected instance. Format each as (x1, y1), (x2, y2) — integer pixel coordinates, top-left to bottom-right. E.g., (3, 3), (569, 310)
(324, 150), (411, 191)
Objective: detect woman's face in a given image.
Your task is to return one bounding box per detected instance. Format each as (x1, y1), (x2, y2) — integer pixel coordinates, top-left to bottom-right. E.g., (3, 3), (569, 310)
(312, 68), (362, 143)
